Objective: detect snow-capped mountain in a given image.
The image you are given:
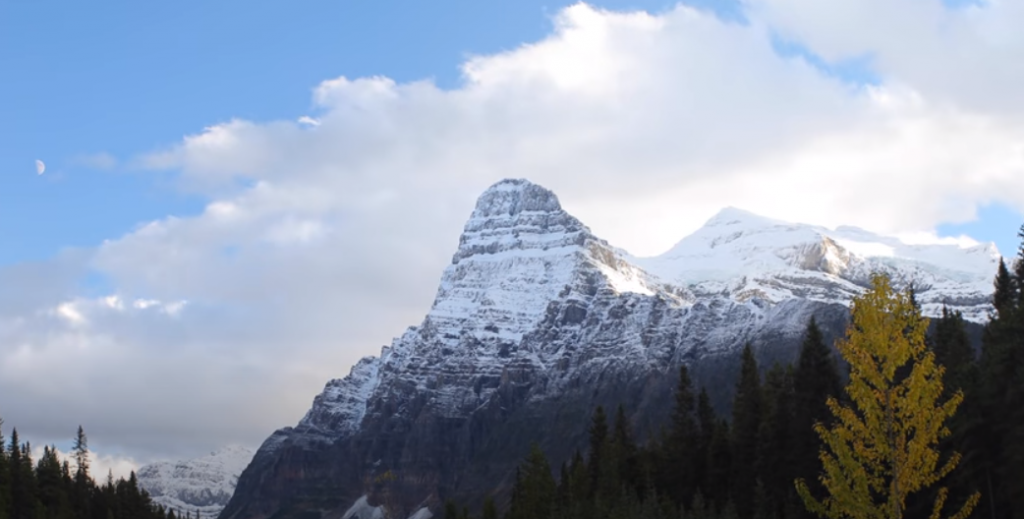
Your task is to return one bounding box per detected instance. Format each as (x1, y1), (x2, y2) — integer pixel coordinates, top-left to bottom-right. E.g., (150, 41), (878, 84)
(636, 206), (997, 321)
(137, 445), (254, 518)
(221, 179), (1000, 519)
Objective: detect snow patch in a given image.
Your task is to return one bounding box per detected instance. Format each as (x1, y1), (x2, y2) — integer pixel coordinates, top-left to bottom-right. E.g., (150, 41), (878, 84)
(342, 495), (385, 519)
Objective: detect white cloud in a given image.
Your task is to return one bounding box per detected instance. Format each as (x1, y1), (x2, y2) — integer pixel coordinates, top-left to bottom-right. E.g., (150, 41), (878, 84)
(4, 1), (1024, 464)
(27, 444), (140, 482)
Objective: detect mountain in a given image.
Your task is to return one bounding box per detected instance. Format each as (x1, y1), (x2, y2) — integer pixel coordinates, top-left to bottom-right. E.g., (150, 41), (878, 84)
(220, 179), (999, 519)
(137, 445), (254, 518)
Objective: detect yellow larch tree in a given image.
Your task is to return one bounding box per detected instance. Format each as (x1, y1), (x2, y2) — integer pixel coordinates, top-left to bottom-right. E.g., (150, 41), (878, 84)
(795, 274), (979, 519)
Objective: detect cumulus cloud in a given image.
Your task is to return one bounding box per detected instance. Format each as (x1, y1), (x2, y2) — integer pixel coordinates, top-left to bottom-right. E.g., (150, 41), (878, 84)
(4, 1), (1024, 464)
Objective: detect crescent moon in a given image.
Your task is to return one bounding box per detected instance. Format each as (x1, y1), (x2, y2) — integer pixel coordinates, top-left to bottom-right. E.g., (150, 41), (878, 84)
(36, 160), (45, 175)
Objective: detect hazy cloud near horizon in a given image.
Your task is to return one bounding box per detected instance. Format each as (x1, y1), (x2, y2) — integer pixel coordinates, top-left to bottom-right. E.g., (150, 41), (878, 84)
(3, 1), (1024, 467)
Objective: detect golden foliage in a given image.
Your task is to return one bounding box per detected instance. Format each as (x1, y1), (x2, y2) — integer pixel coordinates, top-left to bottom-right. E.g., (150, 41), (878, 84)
(795, 274), (979, 519)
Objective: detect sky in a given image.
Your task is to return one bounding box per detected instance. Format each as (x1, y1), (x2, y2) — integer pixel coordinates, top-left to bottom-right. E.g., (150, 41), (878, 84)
(2, 0), (1024, 474)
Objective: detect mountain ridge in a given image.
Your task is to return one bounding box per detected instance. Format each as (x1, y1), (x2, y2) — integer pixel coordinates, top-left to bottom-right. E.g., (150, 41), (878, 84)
(220, 179), (999, 519)
(137, 445), (254, 518)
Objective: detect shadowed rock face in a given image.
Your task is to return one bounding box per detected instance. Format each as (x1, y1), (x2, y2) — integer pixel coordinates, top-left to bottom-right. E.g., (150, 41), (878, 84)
(219, 179), (995, 519)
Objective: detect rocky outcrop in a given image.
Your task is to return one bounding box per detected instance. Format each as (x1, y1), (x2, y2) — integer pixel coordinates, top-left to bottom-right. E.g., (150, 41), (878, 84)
(220, 179), (998, 519)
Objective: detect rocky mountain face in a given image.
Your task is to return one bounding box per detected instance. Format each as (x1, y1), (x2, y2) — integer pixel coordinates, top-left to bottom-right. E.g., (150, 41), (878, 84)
(220, 179), (999, 519)
(138, 445), (255, 518)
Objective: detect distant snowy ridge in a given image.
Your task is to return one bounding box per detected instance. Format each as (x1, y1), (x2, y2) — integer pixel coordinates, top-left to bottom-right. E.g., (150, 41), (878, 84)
(137, 445), (254, 517)
(636, 206), (999, 322)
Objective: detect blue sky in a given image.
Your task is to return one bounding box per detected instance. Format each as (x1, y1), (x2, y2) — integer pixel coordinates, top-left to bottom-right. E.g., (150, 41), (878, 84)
(2, 0), (1019, 267)
(0, 0), (693, 266)
(3, 0), (1024, 471)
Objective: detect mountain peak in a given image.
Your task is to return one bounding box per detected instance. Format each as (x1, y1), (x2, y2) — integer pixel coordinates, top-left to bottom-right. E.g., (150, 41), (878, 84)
(471, 178), (563, 219)
(703, 206), (781, 228)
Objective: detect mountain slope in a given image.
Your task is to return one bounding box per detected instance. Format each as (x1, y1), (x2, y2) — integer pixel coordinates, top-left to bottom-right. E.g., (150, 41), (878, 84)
(220, 179), (998, 519)
(138, 445), (254, 518)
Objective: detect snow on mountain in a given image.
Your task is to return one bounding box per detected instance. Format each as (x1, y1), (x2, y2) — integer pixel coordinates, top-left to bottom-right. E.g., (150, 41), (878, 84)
(275, 180), (1000, 449)
(636, 206), (999, 322)
(137, 445), (254, 518)
(224, 179), (1005, 519)
(284, 179), (676, 441)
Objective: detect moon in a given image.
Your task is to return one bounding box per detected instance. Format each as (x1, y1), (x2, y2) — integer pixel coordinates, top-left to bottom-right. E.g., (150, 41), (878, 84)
(35, 159), (45, 175)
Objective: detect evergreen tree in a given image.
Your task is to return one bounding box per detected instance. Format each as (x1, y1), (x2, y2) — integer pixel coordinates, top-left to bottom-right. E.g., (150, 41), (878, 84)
(976, 233), (1024, 519)
(695, 388), (716, 500)
(1015, 224), (1024, 308)
(0, 418), (9, 519)
(795, 274), (979, 519)
(481, 496), (498, 519)
(507, 444), (556, 519)
(731, 344), (762, 519)
(706, 419), (731, 514)
(610, 405), (638, 498)
(35, 446), (70, 519)
(759, 364), (795, 519)
(71, 427), (90, 519)
(666, 365), (698, 508)
(992, 259), (1014, 319)
(588, 406), (608, 498)
(791, 316), (843, 518)
(444, 500), (459, 519)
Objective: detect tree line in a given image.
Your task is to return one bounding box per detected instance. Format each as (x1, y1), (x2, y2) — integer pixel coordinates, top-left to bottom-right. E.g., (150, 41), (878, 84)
(443, 227), (1024, 519)
(0, 425), (199, 519)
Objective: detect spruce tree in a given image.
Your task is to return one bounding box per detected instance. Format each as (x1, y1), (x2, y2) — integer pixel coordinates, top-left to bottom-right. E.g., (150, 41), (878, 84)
(0, 418), (9, 519)
(977, 232), (1024, 519)
(481, 497), (498, 519)
(695, 388), (716, 500)
(992, 259), (1014, 318)
(509, 444), (556, 519)
(588, 406), (608, 498)
(667, 365), (698, 508)
(707, 419), (731, 515)
(71, 427), (90, 519)
(759, 364), (795, 519)
(795, 274), (979, 519)
(610, 405), (638, 498)
(731, 344), (762, 519)
(791, 316), (843, 516)
(443, 500), (459, 519)
(932, 307), (975, 397)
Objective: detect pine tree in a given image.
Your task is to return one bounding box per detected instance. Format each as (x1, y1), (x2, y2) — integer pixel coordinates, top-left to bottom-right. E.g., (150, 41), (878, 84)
(71, 427), (90, 519)
(588, 406), (608, 498)
(481, 496), (498, 519)
(667, 365), (699, 508)
(792, 316), (843, 518)
(696, 388), (716, 500)
(35, 446), (70, 519)
(759, 364), (795, 519)
(610, 405), (638, 498)
(443, 499), (459, 519)
(976, 230), (1024, 519)
(992, 259), (1014, 319)
(932, 307), (975, 398)
(0, 418), (9, 519)
(508, 444), (556, 519)
(795, 273), (980, 519)
(706, 419), (731, 515)
(731, 344), (761, 519)
(1015, 224), (1024, 308)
